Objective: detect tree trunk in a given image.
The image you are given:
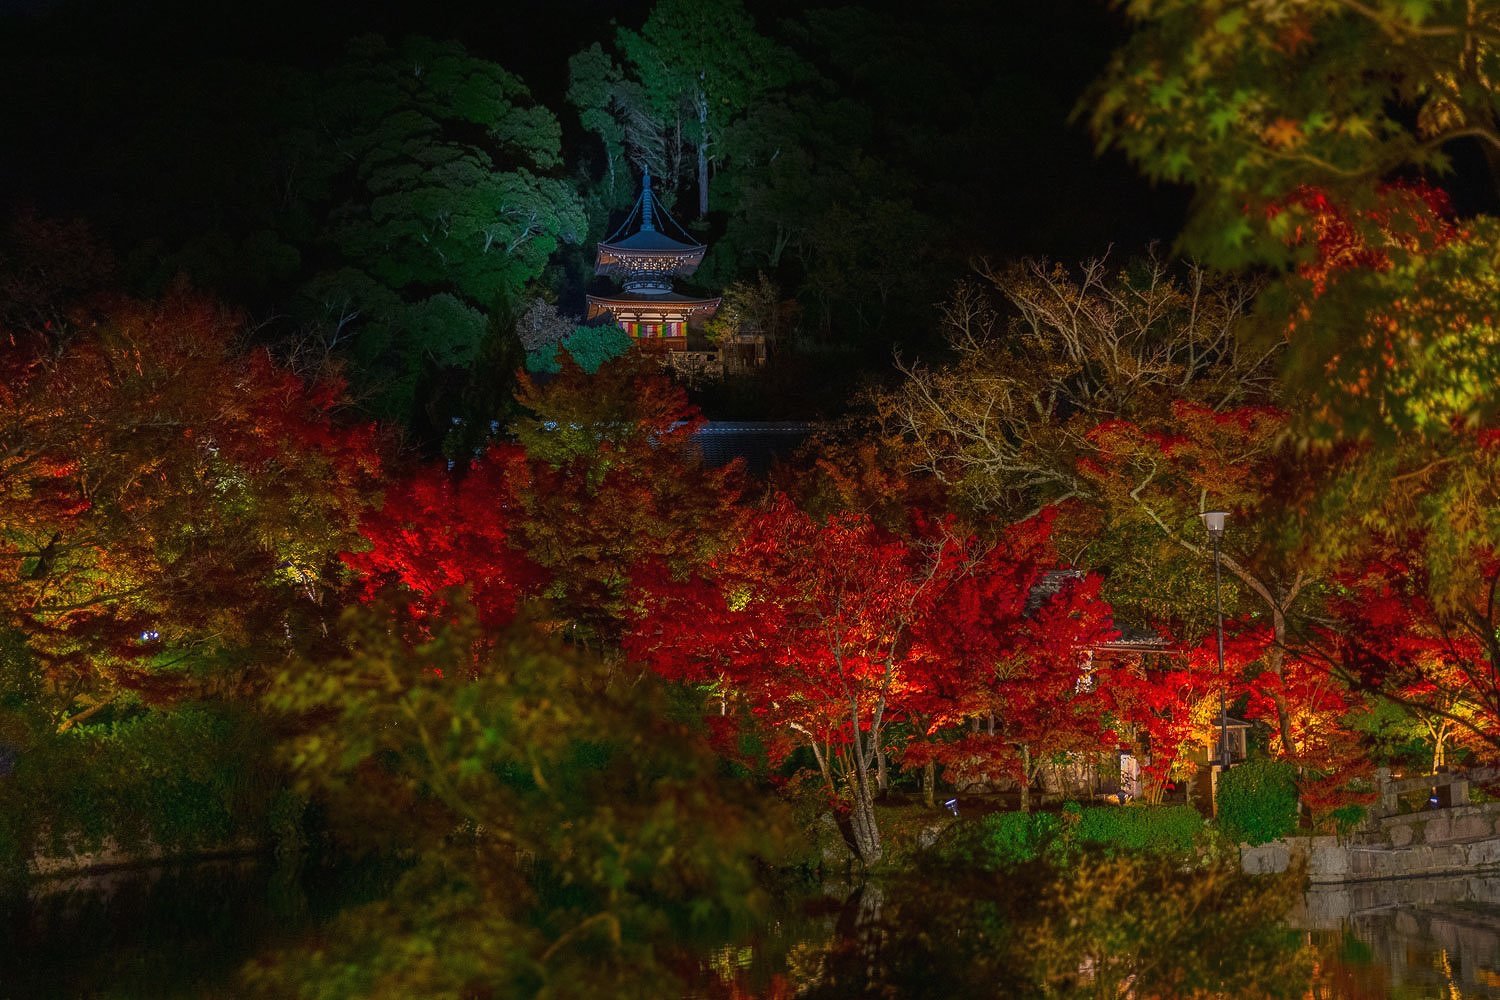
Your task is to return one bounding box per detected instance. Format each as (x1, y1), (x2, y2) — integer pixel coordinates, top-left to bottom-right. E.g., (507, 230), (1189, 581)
(1019, 746), (1032, 813)
(1266, 615), (1299, 758)
(696, 140), (709, 218)
(847, 701), (883, 865)
(695, 93), (710, 218)
(808, 739), (835, 796)
(922, 760), (936, 809)
(848, 772), (883, 866)
(875, 741), (889, 796)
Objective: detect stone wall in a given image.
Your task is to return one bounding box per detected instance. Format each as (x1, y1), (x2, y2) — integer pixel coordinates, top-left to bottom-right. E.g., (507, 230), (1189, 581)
(1241, 801), (1500, 884)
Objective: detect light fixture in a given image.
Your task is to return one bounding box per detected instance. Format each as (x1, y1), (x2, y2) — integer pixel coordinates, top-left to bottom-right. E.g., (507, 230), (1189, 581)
(1200, 509), (1231, 776)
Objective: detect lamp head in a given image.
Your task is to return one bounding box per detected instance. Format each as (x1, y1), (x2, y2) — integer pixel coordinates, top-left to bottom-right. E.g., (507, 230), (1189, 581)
(1199, 510), (1229, 540)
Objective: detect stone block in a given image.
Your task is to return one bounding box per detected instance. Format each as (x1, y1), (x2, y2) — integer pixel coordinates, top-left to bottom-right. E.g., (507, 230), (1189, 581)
(1437, 779), (1468, 807)
(1453, 815), (1491, 841)
(1241, 841), (1290, 875)
(1389, 824), (1414, 847)
(1306, 838), (1351, 881)
(1464, 838), (1500, 868)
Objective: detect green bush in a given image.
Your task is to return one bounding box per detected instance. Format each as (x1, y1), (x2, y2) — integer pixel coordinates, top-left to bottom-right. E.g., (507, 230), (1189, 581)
(940, 804), (1206, 869)
(932, 810), (1059, 868)
(975, 810), (1063, 866)
(1074, 804), (1204, 857)
(1217, 758), (1299, 845)
(525, 324), (632, 374)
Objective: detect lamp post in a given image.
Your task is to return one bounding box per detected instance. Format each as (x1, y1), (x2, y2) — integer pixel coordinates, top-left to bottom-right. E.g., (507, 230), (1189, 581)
(1200, 510), (1230, 770)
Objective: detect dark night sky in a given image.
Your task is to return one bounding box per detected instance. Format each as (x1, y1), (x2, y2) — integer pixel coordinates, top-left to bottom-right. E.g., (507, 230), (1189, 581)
(0, 0), (1187, 263)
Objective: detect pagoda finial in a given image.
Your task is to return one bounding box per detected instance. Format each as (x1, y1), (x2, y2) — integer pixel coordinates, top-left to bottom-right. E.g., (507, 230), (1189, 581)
(640, 166), (656, 233)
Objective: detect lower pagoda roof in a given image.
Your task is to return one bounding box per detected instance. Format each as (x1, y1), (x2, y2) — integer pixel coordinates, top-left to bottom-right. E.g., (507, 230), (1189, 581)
(586, 291), (721, 322)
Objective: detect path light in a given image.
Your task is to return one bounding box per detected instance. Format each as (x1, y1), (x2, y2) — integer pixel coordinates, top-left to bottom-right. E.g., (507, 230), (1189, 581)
(1199, 510), (1230, 770)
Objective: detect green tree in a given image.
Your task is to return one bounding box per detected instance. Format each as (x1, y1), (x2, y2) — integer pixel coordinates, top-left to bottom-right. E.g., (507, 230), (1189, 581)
(1087, 1), (1500, 444)
(566, 43), (664, 210)
(1087, 0), (1500, 265)
(617, 0), (792, 218)
(523, 323), (634, 375)
(294, 36), (585, 421)
(1086, 3), (1500, 748)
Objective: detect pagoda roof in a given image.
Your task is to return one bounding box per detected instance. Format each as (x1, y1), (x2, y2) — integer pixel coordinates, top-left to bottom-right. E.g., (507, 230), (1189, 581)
(596, 166), (706, 267)
(589, 290), (719, 306)
(598, 228), (704, 256)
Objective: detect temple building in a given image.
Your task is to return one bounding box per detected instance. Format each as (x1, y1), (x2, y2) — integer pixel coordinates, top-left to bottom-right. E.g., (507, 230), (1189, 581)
(586, 168), (720, 352)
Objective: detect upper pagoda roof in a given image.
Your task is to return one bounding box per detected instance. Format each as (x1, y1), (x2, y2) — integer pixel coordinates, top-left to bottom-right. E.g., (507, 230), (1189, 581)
(595, 167), (705, 273)
(598, 228), (704, 255)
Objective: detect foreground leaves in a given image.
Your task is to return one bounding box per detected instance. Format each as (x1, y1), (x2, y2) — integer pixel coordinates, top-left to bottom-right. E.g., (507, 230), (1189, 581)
(249, 600), (789, 999)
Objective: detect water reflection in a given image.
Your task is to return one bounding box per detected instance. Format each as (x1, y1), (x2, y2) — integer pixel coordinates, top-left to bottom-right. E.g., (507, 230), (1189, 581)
(692, 867), (1500, 999)
(3, 861), (1500, 998)
(1300, 874), (1500, 999)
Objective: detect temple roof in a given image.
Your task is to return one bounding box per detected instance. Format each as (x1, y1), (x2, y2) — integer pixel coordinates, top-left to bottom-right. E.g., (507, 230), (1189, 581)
(595, 167), (706, 273)
(598, 228), (704, 256)
(588, 290), (719, 306)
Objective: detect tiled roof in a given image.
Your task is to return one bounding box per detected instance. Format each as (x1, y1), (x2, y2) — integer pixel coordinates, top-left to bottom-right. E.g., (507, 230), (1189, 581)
(691, 421), (816, 476)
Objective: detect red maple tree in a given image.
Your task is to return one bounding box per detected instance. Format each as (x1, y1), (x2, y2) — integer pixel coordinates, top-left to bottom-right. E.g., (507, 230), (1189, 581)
(628, 498), (1118, 859)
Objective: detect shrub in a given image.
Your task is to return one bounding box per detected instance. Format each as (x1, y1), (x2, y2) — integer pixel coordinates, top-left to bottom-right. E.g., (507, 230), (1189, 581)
(977, 810), (1063, 866)
(933, 810), (1061, 868)
(1217, 758), (1299, 845)
(1074, 804), (1204, 857)
(939, 804), (1206, 869)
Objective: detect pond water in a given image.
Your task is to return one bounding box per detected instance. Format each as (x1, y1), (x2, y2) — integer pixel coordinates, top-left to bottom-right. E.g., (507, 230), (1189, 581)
(2, 861), (1499, 998)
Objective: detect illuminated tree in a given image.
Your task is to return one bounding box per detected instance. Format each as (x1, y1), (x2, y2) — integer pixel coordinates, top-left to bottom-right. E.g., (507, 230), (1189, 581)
(629, 498), (1115, 858)
(880, 258), (1319, 751)
(628, 497), (935, 864)
(293, 36), (586, 420)
(509, 351), (744, 644)
(1322, 555), (1500, 767)
(342, 445), (539, 630)
(1089, 3), (1500, 448)
(1108, 648), (1225, 803)
(1087, 0), (1500, 265)
(0, 291), (380, 728)
(1261, 184), (1500, 443)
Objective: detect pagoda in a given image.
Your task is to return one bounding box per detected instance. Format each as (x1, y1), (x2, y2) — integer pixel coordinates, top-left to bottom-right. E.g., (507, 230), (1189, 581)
(586, 168), (719, 351)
